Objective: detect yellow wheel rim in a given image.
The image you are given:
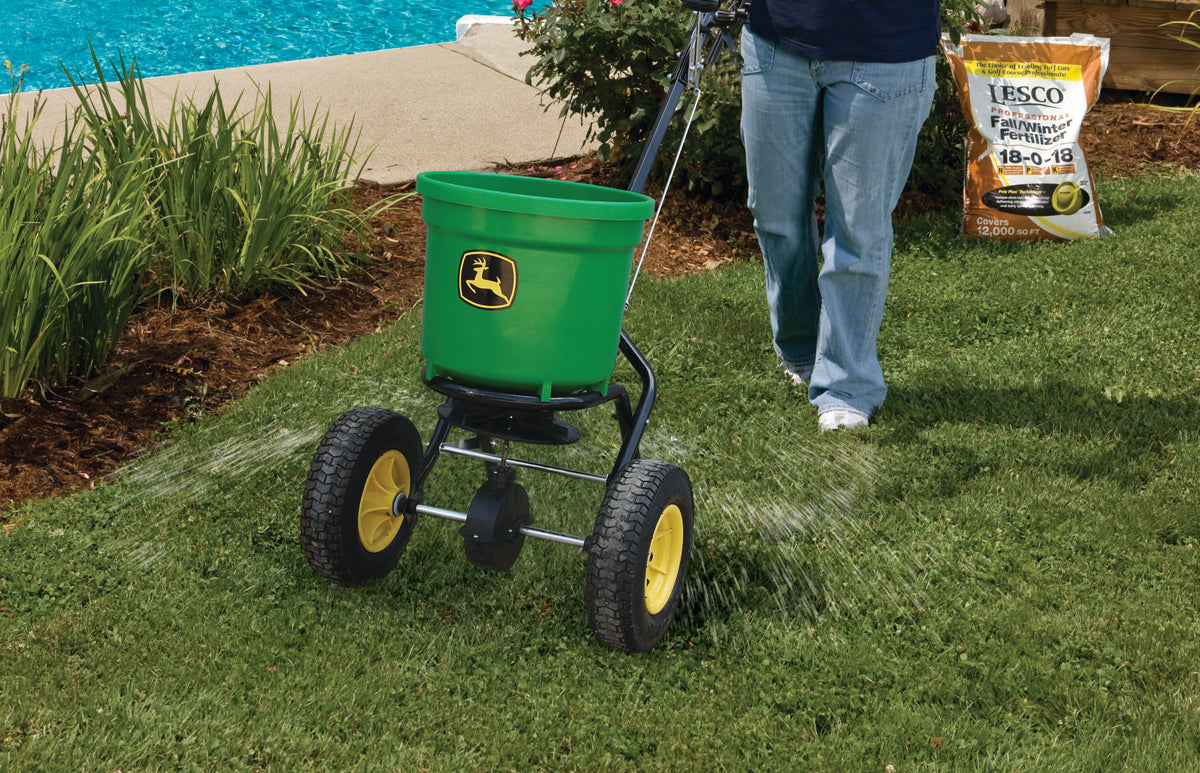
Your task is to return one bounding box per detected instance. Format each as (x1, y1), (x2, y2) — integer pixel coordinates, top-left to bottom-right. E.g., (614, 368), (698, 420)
(358, 450), (411, 553)
(644, 504), (685, 615)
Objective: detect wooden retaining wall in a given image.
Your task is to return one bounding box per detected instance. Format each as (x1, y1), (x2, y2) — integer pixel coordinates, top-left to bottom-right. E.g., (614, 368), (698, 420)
(1038, 0), (1200, 93)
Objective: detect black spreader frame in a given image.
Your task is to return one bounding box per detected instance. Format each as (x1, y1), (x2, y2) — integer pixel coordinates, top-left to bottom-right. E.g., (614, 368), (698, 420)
(406, 0), (754, 504)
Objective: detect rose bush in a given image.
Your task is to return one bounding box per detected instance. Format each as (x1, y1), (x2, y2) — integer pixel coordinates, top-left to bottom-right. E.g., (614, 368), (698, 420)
(516, 0), (742, 197)
(517, 0), (983, 202)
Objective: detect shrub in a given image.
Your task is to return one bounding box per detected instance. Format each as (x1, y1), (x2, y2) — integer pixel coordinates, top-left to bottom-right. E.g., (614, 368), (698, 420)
(518, 0), (743, 197)
(916, 0), (994, 205)
(517, 0), (982, 203)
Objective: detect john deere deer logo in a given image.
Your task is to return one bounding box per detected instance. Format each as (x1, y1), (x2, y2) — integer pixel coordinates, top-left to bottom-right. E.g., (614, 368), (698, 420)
(458, 251), (517, 310)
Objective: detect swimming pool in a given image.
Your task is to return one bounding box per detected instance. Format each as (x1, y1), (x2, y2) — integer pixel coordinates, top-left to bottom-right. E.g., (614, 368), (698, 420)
(6, 0), (538, 93)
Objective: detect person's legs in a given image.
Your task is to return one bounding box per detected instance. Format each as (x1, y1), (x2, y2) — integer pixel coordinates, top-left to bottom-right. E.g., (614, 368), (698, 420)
(808, 56), (936, 418)
(740, 28), (823, 381)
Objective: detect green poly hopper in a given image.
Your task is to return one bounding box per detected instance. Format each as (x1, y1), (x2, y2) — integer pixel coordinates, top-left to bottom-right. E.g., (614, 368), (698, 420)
(417, 171), (655, 401)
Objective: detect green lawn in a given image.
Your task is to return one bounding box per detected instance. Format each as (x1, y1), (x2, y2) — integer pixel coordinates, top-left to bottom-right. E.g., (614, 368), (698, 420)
(2, 170), (1198, 771)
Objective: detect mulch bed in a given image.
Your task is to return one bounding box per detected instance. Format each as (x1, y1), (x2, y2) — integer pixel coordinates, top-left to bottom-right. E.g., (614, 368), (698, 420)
(2, 96), (1198, 515)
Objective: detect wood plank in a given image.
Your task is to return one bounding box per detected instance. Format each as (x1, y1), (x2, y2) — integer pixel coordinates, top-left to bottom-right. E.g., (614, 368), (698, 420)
(1106, 47), (1200, 90)
(1048, 3), (1200, 92)
(1064, 1), (1200, 8)
(1127, 2), (1200, 9)
(1053, 4), (1199, 51)
(1073, 0), (1199, 8)
(1006, 0), (1046, 33)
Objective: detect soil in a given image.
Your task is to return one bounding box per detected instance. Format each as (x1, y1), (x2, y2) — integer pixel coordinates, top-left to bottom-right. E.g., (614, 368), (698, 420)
(2, 96), (1199, 516)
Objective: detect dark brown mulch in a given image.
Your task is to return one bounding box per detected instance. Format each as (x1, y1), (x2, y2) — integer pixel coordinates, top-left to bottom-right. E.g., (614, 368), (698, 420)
(2, 97), (1198, 516)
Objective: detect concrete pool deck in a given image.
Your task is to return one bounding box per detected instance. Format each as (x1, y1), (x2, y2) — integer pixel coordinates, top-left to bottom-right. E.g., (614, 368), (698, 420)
(8, 23), (595, 185)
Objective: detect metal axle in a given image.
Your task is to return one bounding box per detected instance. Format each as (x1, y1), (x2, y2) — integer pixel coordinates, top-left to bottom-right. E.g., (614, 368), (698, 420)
(439, 444), (608, 484)
(413, 503), (587, 549)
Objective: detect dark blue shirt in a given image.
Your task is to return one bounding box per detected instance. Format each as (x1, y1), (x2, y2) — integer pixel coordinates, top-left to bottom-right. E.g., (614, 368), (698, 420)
(748, 0), (942, 63)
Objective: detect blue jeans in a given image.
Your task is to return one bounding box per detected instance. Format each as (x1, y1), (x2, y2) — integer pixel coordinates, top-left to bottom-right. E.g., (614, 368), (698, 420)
(740, 28), (935, 416)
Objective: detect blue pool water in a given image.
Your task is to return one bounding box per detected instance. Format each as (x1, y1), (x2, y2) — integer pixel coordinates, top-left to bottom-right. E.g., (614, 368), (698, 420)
(6, 1), (539, 93)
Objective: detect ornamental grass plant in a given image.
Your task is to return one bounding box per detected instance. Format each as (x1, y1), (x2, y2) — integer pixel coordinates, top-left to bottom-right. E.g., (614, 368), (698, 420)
(0, 88), (151, 400)
(69, 53), (385, 299)
(1151, 9), (1200, 126)
(1, 53), (399, 400)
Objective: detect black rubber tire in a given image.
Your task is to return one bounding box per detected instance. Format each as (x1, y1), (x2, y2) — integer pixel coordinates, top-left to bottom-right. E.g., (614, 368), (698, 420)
(301, 406), (423, 586)
(587, 459), (694, 653)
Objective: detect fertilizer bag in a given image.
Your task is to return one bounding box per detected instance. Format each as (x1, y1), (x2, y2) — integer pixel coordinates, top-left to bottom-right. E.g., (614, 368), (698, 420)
(943, 33), (1110, 241)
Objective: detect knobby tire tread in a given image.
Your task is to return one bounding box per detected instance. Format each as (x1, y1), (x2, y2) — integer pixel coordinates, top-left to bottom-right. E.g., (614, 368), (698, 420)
(300, 406), (421, 587)
(587, 458), (693, 653)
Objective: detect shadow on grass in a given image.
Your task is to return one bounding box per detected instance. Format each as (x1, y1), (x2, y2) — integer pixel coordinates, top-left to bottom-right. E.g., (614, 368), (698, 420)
(1098, 181), (1196, 230)
(882, 376), (1199, 492)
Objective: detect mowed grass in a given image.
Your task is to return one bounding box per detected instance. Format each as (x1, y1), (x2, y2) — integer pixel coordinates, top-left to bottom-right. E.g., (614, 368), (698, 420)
(2, 170), (1199, 770)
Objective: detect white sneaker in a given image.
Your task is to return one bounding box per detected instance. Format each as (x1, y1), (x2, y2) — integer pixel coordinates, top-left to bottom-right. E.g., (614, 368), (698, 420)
(818, 409), (870, 432)
(784, 368), (807, 387)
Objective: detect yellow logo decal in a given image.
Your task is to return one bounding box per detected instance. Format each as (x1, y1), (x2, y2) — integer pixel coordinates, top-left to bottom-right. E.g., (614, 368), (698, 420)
(458, 247), (516, 307)
(458, 251), (517, 310)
